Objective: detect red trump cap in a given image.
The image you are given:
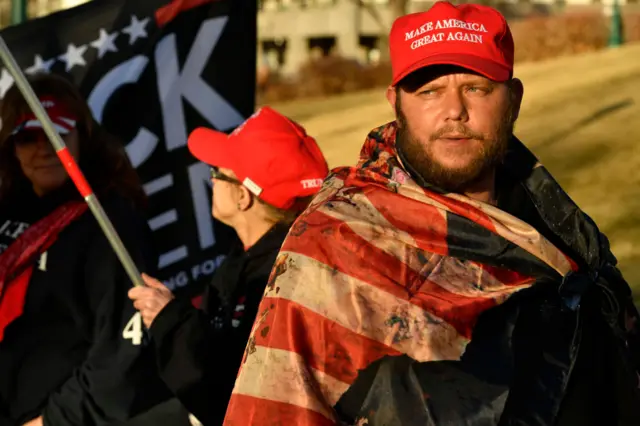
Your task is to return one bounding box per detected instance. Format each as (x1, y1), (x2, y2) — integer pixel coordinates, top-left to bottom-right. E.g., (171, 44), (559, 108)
(11, 96), (78, 136)
(188, 107), (329, 210)
(390, 1), (514, 85)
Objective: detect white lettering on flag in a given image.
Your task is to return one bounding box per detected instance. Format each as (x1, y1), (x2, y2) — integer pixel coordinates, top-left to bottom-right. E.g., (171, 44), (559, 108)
(155, 16), (244, 152)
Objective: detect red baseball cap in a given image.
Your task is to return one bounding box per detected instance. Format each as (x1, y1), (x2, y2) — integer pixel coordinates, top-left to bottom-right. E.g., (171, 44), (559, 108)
(188, 106), (329, 210)
(11, 95), (77, 135)
(390, 1), (514, 85)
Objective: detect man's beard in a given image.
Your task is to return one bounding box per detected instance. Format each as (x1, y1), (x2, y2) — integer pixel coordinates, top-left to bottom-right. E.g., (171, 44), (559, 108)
(395, 102), (514, 194)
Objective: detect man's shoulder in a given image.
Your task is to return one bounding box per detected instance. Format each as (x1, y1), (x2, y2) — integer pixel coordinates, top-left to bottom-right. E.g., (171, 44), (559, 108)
(281, 177), (383, 256)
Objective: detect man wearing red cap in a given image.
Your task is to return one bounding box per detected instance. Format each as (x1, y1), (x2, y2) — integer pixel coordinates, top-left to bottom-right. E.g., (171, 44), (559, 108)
(222, 2), (640, 426)
(128, 106), (329, 426)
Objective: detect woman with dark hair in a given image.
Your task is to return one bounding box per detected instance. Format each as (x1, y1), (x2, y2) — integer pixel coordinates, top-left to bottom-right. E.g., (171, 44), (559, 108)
(128, 107), (329, 426)
(0, 73), (168, 426)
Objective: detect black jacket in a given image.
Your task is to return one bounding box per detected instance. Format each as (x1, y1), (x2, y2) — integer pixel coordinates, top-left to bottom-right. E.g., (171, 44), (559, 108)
(149, 224), (289, 426)
(0, 185), (169, 426)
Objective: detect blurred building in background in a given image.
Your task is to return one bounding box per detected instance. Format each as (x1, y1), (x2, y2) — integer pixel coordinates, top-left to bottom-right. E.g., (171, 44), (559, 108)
(0, 0), (89, 27)
(0, 0), (634, 78)
(259, 0), (639, 75)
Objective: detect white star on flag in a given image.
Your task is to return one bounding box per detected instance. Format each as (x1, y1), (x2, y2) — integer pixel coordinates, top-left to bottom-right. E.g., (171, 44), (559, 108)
(90, 28), (118, 58)
(0, 69), (14, 98)
(122, 15), (149, 45)
(25, 55), (56, 75)
(58, 43), (88, 72)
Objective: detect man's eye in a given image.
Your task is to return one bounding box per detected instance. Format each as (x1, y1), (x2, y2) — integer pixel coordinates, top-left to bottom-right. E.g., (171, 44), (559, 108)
(467, 86), (490, 94)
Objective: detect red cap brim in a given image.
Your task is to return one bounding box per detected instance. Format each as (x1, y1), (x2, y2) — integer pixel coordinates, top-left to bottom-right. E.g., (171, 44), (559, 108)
(187, 127), (237, 169)
(392, 53), (512, 86)
(12, 114), (77, 136)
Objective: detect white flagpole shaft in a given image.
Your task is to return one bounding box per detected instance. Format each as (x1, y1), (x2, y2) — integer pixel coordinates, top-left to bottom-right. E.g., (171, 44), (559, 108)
(0, 35), (145, 288)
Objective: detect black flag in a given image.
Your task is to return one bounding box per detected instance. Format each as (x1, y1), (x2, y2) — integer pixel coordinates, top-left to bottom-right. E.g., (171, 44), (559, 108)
(0, 0), (257, 294)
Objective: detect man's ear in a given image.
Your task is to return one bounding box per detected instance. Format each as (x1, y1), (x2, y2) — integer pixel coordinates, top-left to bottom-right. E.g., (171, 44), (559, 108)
(386, 85), (397, 111)
(508, 78), (524, 122)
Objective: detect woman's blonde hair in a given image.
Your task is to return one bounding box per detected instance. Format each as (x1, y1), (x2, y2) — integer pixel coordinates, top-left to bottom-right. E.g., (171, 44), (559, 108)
(258, 196), (314, 226)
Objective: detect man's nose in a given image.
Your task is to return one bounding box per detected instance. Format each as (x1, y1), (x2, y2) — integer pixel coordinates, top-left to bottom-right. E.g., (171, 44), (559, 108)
(441, 89), (469, 122)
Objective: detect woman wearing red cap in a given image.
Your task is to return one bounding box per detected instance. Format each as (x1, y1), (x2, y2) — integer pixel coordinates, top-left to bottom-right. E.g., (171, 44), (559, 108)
(128, 106), (329, 426)
(0, 74), (169, 426)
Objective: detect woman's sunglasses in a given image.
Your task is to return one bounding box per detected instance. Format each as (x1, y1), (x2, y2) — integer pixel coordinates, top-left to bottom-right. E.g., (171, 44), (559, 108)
(10, 130), (48, 146)
(210, 167), (241, 185)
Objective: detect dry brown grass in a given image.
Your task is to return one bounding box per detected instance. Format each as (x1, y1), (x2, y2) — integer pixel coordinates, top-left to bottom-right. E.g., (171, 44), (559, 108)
(270, 42), (640, 297)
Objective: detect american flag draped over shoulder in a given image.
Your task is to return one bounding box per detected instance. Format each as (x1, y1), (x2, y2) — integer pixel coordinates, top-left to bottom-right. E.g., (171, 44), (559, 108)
(223, 122), (640, 425)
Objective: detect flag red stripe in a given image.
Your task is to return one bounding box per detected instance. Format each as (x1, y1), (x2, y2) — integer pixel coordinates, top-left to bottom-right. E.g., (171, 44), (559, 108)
(155, 0), (217, 27)
(285, 210), (510, 338)
(363, 187), (450, 255)
(224, 394), (336, 426)
(252, 296), (401, 385)
(285, 211), (411, 299)
(479, 263), (535, 287)
(339, 172), (497, 233)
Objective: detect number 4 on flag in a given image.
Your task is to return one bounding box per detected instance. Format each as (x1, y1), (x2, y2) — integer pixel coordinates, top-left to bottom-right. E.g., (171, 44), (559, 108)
(122, 312), (144, 346)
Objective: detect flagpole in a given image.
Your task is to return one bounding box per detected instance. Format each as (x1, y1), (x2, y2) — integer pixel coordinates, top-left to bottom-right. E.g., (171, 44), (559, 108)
(0, 36), (145, 288)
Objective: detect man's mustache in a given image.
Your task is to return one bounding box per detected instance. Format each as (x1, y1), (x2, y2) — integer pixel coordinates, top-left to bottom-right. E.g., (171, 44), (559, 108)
(429, 126), (485, 142)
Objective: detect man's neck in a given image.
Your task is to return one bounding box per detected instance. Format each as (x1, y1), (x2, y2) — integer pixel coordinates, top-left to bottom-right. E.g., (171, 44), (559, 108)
(463, 169), (497, 205)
